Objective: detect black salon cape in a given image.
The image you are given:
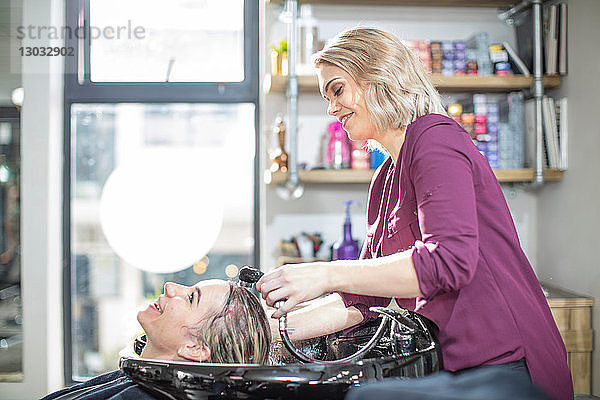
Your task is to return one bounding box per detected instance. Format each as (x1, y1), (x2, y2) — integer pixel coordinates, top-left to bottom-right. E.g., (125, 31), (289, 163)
(41, 370), (162, 400)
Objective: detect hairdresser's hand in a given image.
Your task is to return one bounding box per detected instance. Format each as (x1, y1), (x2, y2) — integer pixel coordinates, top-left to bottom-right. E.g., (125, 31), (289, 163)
(257, 262), (333, 319)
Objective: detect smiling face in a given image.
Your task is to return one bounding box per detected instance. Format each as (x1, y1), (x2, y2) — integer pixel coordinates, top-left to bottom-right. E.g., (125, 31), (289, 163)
(137, 279), (231, 362)
(317, 62), (377, 142)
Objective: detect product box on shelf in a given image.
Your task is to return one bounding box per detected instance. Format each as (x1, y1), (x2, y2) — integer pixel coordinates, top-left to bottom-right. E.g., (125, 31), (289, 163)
(445, 92), (526, 170)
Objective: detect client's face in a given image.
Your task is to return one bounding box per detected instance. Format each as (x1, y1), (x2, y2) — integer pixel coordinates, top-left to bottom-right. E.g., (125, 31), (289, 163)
(137, 279), (231, 361)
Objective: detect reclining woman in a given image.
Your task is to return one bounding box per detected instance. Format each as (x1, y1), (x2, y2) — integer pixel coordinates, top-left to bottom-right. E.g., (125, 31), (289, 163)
(42, 279), (271, 400)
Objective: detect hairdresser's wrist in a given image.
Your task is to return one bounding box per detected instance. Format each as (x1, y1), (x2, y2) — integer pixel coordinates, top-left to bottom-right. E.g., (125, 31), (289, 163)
(325, 261), (345, 293)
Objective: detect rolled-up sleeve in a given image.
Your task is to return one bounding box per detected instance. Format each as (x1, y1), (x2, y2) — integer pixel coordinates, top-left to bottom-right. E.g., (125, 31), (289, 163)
(409, 124), (479, 300)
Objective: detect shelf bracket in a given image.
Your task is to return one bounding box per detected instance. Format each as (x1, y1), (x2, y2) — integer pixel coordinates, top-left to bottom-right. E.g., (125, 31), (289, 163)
(497, 0), (531, 26)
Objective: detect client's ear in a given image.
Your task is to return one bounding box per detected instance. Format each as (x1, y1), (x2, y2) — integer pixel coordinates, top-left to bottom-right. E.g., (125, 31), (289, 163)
(178, 343), (211, 362)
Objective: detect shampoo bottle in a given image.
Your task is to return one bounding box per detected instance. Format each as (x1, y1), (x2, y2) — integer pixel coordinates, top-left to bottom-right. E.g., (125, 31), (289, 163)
(332, 201), (360, 260)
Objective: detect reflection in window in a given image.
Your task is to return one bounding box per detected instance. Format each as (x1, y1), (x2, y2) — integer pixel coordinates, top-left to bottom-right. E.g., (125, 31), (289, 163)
(70, 103), (255, 378)
(90, 0), (245, 82)
(0, 107), (22, 382)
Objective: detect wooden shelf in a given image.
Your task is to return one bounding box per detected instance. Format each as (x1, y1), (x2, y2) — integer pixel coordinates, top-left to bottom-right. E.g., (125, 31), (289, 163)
(268, 169), (375, 184)
(430, 74), (561, 92)
(267, 168), (563, 184)
(277, 256), (328, 266)
(267, 0), (517, 7)
(265, 74), (561, 94)
(493, 168), (564, 182)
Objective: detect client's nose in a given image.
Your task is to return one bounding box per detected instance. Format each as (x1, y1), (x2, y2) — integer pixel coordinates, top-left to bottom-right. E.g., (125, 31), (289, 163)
(164, 282), (187, 298)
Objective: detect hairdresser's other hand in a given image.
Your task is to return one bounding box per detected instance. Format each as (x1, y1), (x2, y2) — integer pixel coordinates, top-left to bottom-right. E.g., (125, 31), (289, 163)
(257, 262), (331, 319)
(264, 308), (297, 340)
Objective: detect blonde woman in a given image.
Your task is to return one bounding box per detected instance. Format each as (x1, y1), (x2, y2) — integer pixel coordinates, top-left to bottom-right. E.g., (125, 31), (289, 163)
(43, 280), (271, 400)
(257, 27), (571, 400)
(137, 280), (271, 364)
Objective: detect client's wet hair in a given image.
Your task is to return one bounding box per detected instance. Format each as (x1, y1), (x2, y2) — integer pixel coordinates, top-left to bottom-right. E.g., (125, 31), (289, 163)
(189, 282), (271, 364)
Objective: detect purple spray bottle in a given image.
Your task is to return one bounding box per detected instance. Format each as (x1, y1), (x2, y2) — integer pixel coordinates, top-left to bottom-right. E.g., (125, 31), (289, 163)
(332, 201), (360, 260)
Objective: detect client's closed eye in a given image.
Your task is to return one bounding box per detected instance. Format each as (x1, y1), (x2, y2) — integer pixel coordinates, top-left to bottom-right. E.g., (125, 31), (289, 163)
(189, 287), (201, 306)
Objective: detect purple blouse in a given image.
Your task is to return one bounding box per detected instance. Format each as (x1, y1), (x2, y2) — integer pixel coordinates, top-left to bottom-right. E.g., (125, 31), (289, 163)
(340, 114), (572, 400)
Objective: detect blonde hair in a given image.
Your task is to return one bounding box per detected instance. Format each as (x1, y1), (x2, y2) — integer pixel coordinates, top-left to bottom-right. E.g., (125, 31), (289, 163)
(312, 27), (447, 149)
(189, 282), (271, 364)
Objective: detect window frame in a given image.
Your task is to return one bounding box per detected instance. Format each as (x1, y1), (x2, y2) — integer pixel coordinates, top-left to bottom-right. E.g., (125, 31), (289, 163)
(62, 0), (260, 384)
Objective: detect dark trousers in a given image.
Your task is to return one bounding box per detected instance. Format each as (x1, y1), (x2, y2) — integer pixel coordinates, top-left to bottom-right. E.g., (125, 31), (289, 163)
(345, 359), (549, 400)
(456, 358), (531, 380)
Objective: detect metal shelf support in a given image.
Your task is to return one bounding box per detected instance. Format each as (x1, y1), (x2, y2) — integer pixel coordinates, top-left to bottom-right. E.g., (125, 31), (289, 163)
(277, 0), (304, 199)
(532, 0), (545, 186)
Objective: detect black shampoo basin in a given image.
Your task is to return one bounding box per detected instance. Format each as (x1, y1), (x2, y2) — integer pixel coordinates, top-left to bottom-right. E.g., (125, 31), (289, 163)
(120, 308), (441, 400)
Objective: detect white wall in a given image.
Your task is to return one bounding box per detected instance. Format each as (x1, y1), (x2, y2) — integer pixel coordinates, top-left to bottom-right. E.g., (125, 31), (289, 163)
(0, 0), (65, 397)
(536, 0), (600, 394)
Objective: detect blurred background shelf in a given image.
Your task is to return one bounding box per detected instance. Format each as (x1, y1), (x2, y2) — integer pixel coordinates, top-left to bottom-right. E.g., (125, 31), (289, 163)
(276, 256), (328, 266)
(267, 168), (564, 184)
(265, 74), (561, 94)
(268, 169), (375, 184)
(493, 168), (564, 182)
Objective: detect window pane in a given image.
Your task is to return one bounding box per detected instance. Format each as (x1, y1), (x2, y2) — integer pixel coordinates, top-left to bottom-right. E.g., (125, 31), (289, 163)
(89, 0), (245, 82)
(70, 103), (255, 379)
(0, 108), (22, 382)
